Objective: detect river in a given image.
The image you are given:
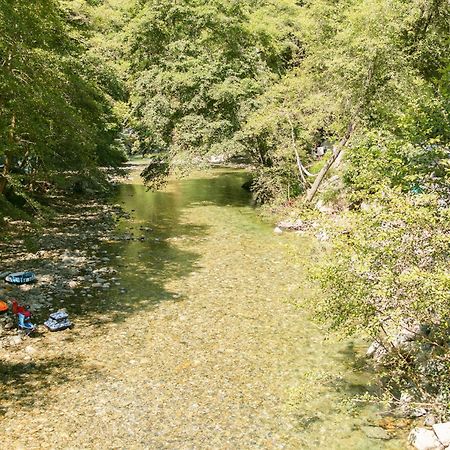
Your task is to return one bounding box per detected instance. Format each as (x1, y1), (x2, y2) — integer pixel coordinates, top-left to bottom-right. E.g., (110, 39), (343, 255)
(1, 167), (406, 448)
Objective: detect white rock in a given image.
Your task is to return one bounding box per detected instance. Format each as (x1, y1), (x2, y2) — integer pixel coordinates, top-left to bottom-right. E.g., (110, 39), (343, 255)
(315, 230), (329, 242)
(209, 155), (226, 164)
(433, 423), (450, 447)
(24, 345), (37, 355)
(9, 335), (22, 346)
(92, 283), (103, 288)
(409, 427), (444, 450)
(411, 408), (428, 418)
(425, 416), (438, 427)
(366, 341), (381, 358)
(273, 227), (283, 234)
(277, 219), (304, 230)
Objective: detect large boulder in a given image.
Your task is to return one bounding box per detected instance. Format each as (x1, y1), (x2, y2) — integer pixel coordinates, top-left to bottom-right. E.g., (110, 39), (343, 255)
(408, 428), (444, 450)
(433, 423), (450, 447)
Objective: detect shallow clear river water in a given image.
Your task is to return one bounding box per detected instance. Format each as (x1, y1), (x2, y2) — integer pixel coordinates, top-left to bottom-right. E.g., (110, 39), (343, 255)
(94, 168), (406, 449)
(19, 167), (408, 449)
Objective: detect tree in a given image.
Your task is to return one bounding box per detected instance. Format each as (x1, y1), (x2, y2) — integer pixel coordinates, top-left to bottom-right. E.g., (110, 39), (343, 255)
(124, 0), (303, 184)
(0, 0), (124, 200)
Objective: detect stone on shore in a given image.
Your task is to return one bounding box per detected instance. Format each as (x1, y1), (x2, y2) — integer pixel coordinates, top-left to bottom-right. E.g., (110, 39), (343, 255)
(366, 340), (388, 363)
(408, 428), (444, 450)
(425, 416), (437, 427)
(277, 219), (304, 230)
(433, 423), (450, 447)
(315, 230), (329, 242)
(24, 345), (37, 355)
(9, 335), (22, 346)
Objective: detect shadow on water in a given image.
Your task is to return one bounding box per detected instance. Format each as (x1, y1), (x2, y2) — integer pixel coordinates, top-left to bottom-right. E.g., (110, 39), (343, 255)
(0, 170), (408, 446)
(312, 339), (382, 410)
(0, 357), (89, 413)
(336, 340), (379, 376)
(0, 170), (253, 413)
(33, 170), (253, 325)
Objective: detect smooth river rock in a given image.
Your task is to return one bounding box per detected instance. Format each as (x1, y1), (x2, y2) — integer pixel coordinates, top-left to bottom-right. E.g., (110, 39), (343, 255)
(433, 423), (450, 447)
(409, 427), (444, 450)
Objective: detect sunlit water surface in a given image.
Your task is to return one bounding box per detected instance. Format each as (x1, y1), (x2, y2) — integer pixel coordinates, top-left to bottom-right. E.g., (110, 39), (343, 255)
(57, 168), (407, 448)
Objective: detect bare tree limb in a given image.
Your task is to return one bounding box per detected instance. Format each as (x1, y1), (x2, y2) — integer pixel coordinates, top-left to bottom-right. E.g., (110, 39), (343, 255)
(305, 121), (356, 203)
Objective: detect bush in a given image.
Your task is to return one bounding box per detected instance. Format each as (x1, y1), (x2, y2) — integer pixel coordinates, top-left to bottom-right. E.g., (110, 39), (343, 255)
(312, 190), (450, 414)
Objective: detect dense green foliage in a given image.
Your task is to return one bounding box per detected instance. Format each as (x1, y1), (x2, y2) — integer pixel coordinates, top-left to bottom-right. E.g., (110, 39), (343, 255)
(0, 0), (125, 207)
(299, 0), (450, 416)
(124, 0), (303, 187)
(313, 191), (450, 412)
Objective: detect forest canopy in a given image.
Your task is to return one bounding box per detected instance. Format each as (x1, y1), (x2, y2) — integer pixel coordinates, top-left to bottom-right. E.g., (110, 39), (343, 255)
(1, 0), (448, 204)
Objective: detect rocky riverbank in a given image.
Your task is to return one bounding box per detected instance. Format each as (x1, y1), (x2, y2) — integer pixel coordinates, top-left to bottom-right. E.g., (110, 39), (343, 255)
(273, 200), (450, 450)
(0, 189), (131, 343)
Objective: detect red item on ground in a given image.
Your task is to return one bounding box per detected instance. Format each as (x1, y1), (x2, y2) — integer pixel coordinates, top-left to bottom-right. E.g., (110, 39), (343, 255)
(11, 300), (28, 315)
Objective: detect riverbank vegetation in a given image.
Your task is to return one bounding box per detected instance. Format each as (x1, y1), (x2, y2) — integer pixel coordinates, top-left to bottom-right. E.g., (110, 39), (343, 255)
(1, 0), (449, 426)
(0, 0), (127, 213)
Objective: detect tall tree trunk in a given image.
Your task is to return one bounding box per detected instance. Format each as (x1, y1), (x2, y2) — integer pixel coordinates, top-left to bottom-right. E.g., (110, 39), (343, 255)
(305, 122), (355, 203)
(0, 114), (16, 196)
(0, 151), (12, 196)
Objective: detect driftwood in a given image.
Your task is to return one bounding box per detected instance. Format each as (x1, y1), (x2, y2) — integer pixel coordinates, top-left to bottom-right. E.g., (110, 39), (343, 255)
(305, 122), (356, 203)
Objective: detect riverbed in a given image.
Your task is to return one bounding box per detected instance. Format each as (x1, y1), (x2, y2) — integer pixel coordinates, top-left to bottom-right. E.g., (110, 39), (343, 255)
(0, 167), (406, 448)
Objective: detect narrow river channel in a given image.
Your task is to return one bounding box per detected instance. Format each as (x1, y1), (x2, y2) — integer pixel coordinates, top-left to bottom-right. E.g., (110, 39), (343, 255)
(1, 167), (406, 448)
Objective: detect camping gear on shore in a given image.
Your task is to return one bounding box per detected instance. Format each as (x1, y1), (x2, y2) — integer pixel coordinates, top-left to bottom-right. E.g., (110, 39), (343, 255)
(5, 271), (36, 285)
(44, 310), (72, 332)
(0, 301), (8, 312)
(11, 300), (36, 334)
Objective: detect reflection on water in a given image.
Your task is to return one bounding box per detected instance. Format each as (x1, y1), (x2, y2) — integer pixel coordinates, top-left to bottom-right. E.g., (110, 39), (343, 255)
(49, 171), (253, 322)
(112, 171), (254, 307)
